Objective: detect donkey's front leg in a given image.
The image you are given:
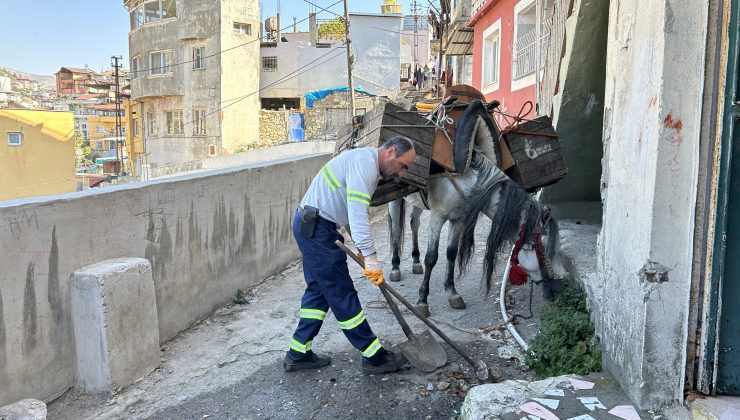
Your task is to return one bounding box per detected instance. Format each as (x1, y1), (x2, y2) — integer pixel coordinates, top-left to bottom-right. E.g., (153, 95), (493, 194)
(388, 199), (404, 282)
(410, 205), (424, 275)
(417, 213), (445, 318)
(444, 220), (466, 310)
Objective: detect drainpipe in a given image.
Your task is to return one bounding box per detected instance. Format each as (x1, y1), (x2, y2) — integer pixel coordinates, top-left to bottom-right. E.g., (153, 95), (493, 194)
(535, 0), (541, 115)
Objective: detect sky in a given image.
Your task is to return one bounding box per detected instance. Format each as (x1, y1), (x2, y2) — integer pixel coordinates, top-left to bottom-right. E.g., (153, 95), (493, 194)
(0, 0), (418, 76)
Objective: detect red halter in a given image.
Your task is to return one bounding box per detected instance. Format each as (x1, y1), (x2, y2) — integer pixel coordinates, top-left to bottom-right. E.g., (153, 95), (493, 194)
(508, 223), (529, 286)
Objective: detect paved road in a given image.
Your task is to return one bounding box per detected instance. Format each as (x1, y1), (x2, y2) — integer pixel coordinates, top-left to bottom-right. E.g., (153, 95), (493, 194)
(49, 210), (549, 419)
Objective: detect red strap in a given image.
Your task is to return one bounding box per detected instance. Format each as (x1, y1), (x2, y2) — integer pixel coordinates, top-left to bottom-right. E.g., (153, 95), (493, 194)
(509, 224), (528, 286)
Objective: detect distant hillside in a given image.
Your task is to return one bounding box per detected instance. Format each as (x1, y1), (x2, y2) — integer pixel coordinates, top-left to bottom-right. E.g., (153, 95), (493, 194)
(0, 67), (56, 89)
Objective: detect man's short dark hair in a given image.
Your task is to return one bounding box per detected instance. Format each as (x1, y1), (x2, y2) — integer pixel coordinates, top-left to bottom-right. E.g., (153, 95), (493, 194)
(381, 136), (415, 156)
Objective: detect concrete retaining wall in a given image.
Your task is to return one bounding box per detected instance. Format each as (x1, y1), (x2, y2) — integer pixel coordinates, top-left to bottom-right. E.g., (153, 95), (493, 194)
(0, 153), (329, 405)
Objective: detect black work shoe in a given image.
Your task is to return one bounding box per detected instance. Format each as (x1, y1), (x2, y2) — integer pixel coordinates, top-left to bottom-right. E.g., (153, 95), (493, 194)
(283, 351), (331, 372)
(361, 350), (411, 375)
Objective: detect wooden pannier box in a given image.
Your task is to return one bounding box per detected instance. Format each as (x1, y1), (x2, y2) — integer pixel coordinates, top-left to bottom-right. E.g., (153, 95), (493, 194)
(335, 101), (436, 206)
(502, 116), (568, 192)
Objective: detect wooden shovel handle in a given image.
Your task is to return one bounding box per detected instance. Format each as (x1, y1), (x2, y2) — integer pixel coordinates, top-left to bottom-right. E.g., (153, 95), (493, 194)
(338, 241), (414, 338)
(336, 240), (479, 368)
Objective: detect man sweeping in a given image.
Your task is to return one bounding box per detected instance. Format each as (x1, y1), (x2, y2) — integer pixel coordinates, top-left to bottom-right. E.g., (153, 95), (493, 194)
(284, 136), (416, 375)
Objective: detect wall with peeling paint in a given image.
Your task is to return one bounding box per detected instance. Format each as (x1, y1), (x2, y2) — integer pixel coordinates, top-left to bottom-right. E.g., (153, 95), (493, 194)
(0, 154), (328, 406)
(597, 0), (708, 410)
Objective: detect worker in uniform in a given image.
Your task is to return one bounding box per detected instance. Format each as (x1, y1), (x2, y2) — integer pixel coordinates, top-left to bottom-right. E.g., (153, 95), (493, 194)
(284, 136), (417, 375)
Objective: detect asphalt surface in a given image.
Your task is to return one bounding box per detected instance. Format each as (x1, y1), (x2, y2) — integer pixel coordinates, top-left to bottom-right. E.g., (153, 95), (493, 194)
(49, 209), (549, 420)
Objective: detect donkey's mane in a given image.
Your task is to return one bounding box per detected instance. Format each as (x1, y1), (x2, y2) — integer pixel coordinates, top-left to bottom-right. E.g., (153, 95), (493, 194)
(456, 152), (552, 291)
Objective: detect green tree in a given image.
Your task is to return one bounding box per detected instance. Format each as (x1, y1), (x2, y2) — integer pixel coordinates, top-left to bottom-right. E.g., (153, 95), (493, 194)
(318, 17), (346, 42)
(75, 134), (93, 167)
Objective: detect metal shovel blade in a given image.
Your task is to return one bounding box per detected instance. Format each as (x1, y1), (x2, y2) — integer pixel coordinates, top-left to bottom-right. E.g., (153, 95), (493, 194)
(399, 330), (448, 372)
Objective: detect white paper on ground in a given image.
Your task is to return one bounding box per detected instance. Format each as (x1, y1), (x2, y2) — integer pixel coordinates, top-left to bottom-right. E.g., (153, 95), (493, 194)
(520, 401), (560, 420)
(608, 405), (640, 420)
(566, 415), (595, 420)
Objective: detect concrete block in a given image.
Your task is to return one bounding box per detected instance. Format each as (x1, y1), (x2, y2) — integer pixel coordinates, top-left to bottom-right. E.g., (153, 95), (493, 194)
(0, 399), (47, 420)
(70, 258), (160, 395)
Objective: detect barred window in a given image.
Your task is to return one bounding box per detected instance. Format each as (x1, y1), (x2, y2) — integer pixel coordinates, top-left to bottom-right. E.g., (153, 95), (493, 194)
(262, 56), (278, 72)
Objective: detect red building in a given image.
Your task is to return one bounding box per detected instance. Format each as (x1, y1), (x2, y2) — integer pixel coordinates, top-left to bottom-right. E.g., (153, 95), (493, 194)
(468, 0), (550, 126)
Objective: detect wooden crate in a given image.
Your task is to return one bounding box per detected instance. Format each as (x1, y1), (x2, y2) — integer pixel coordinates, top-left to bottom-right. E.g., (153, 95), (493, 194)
(503, 116), (568, 192)
(335, 101), (436, 205)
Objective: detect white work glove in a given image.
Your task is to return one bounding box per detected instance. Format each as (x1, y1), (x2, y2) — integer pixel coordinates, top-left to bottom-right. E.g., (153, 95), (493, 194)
(363, 253), (384, 286)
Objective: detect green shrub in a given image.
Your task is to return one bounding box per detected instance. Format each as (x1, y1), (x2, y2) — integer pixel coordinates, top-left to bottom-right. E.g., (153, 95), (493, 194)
(525, 286), (602, 378)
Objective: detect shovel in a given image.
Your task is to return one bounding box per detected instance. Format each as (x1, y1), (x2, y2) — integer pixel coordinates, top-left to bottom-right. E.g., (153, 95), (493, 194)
(337, 242), (447, 372)
(336, 240), (495, 382)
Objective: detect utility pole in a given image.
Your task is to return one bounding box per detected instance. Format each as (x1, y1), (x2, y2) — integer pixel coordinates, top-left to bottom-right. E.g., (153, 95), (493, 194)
(412, 0), (419, 68)
(436, 2), (447, 98)
(110, 55), (124, 176)
(343, 0), (355, 122)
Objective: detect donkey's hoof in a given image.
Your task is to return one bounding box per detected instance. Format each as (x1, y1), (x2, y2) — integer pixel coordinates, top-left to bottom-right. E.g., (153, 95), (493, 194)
(415, 304), (431, 318)
(412, 263), (424, 275)
(449, 295), (467, 310)
(389, 270), (402, 282)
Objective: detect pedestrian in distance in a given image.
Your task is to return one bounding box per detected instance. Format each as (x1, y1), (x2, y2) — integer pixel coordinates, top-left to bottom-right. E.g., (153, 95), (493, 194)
(284, 136), (417, 375)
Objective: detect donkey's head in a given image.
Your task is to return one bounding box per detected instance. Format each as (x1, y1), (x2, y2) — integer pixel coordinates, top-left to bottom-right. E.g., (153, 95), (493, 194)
(513, 206), (568, 300)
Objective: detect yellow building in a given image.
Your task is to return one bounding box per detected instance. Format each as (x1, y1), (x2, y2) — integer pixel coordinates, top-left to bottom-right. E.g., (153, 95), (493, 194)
(0, 109), (76, 201)
(124, 98), (145, 176)
(381, 0), (402, 14)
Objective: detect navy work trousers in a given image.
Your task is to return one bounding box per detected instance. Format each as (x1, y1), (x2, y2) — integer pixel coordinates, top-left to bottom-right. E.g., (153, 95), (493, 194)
(288, 210), (384, 364)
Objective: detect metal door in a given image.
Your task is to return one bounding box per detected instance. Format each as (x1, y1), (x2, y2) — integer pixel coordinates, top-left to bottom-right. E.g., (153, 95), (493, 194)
(710, 0), (740, 395)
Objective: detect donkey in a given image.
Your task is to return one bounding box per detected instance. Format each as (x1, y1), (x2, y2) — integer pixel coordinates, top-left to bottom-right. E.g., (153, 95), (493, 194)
(388, 102), (567, 317)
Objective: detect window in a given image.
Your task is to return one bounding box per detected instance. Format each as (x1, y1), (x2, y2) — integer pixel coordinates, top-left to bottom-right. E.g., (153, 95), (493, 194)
(129, 0), (176, 30)
(147, 111), (158, 135)
(511, 0), (551, 88)
(262, 56), (278, 72)
(108, 140), (117, 150)
(149, 50), (172, 75)
(131, 56), (141, 78)
(193, 46), (206, 69)
(133, 118), (140, 137)
(165, 110), (183, 134)
(96, 126), (106, 134)
(482, 19), (501, 93)
(193, 109), (206, 135)
(7, 132), (22, 146)
(130, 5), (144, 30)
(234, 22), (252, 35)
(96, 141), (103, 149)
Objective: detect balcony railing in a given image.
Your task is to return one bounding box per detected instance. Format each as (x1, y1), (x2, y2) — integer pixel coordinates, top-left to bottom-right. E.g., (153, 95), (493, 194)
(512, 23), (551, 80)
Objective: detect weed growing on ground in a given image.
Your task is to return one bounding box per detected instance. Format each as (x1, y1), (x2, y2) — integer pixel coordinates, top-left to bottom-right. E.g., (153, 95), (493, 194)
(525, 286), (601, 378)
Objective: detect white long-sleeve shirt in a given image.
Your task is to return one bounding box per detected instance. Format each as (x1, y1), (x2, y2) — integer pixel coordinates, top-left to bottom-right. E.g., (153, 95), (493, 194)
(301, 147), (380, 256)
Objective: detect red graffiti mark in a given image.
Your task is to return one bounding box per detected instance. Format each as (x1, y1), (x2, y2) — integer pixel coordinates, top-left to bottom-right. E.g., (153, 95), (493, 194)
(664, 112), (683, 146)
(664, 113), (674, 127)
